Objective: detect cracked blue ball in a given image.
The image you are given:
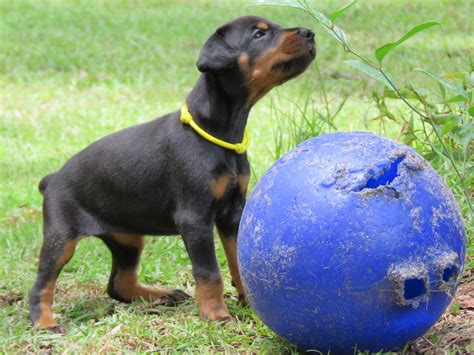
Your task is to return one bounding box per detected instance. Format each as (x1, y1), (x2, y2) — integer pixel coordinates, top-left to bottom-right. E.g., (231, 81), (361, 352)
(238, 131), (466, 353)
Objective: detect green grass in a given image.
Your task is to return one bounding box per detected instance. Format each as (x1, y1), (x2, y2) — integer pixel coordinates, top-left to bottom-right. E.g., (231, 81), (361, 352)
(0, 0), (472, 352)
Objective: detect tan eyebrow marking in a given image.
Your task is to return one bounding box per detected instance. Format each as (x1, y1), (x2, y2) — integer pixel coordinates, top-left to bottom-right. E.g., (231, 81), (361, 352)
(256, 22), (269, 30)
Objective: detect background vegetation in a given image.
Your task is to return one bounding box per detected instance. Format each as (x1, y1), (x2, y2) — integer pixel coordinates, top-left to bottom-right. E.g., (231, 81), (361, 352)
(0, 0), (472, 352)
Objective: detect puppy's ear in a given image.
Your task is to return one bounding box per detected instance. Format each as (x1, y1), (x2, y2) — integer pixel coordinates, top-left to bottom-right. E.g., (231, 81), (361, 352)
(197, 27), (236, 72)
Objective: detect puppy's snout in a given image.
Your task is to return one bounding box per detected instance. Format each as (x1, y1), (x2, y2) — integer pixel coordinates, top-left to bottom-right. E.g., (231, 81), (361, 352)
(297, 28), (315, 41)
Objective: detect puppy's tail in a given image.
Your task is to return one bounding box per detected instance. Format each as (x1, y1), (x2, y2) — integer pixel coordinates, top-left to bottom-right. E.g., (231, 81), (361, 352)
(39, 173), (55, 196)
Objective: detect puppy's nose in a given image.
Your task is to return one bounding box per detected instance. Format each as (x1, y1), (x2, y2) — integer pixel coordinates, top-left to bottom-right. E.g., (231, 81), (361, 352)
(298, 28), (315, 41)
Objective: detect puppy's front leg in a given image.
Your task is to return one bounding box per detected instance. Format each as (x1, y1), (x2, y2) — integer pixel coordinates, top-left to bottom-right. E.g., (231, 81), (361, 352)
(175, 211), (231, 321)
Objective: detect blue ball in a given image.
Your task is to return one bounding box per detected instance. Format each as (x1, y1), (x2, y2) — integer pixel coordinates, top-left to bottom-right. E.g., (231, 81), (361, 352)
(238, 132), (466, 353)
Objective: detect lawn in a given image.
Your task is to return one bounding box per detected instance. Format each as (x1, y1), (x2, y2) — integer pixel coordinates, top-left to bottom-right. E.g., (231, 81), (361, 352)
(0, 0), (472, 352)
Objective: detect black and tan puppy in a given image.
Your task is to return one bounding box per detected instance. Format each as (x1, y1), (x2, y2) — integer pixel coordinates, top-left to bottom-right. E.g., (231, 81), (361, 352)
(29, 16), (316, 331)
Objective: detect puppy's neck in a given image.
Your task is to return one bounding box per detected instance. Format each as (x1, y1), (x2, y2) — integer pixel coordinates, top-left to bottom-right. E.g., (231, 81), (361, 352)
(186, 72), (250, 144)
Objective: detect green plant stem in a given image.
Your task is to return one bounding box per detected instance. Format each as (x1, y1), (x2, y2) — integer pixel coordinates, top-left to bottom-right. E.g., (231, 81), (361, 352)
(314, 61), (331, 132)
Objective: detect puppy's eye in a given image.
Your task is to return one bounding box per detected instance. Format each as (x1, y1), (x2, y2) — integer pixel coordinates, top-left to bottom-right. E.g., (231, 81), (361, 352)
(254, 30), (266, 39)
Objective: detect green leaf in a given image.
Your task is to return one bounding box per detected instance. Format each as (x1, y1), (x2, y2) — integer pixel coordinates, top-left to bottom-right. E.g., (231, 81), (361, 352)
(383, 88), (420, 100)
(450, 123), (474, 147)
(468, 106), (474, 117)
(442, 72), (466, 80)
(414, 68), (468, 99)
(430, 114), (460, 125)
(438, 82), (447, 99)
(345, 60), (393, 89)
(446, 95), (468, 103)
(329, 0), (356, 22)
(331, 25), (348, 45)
(440, 117), (461, 137)
(375, 22), (441, 64)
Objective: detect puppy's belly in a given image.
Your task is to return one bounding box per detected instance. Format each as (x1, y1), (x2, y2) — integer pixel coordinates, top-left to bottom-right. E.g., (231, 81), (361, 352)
(75, 184), (179, 235)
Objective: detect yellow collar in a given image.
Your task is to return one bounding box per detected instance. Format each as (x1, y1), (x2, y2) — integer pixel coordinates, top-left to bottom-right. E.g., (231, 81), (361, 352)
(180, 104), (250, 154)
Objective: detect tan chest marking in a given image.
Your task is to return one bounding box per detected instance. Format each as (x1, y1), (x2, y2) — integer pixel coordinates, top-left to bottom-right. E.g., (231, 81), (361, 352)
(237, 174), (250, 194)
(211, 174), (230, 200)
(211, 173), (249, 200)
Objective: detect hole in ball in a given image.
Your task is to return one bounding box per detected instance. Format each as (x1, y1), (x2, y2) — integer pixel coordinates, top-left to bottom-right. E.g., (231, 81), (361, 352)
(403, 278), (426, 300)
(442, 265), (458, 283)
(363, 156), (404, 189)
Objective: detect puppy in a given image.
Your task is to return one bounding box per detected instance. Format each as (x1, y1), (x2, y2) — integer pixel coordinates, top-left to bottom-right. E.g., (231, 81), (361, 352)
(29, 15), (316, 332)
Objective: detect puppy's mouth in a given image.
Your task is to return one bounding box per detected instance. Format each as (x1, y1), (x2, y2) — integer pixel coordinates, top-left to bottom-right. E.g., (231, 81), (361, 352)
(271, 44), (316, 73)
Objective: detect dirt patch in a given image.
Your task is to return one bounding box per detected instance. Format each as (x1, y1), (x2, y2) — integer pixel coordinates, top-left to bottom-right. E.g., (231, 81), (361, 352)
(0, 205), (41, 226)
(408, 263), (474, 353)
(0, 291), (24, 307)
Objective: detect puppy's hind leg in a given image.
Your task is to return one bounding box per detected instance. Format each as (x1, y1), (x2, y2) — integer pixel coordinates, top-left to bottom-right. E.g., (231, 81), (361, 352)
(99, 234), (190, 305)
(29, 227), (81, 333)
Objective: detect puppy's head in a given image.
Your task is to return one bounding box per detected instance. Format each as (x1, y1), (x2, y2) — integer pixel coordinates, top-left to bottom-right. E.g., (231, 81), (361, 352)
(197, 16), (316, 106)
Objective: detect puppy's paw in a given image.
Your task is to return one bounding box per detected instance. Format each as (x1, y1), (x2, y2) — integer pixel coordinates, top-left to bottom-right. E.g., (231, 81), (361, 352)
(231, 280), (248, 306)
(238, 292), (248, 306)
(160, 289), (191, 306)
(51, 325), (67, 334)
(199, 305), (232, 322)
(40, 325), (66, 334)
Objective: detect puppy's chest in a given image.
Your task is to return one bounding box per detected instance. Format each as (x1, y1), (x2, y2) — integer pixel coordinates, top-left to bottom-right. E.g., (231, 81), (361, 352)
(210, 171), (250, 200)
